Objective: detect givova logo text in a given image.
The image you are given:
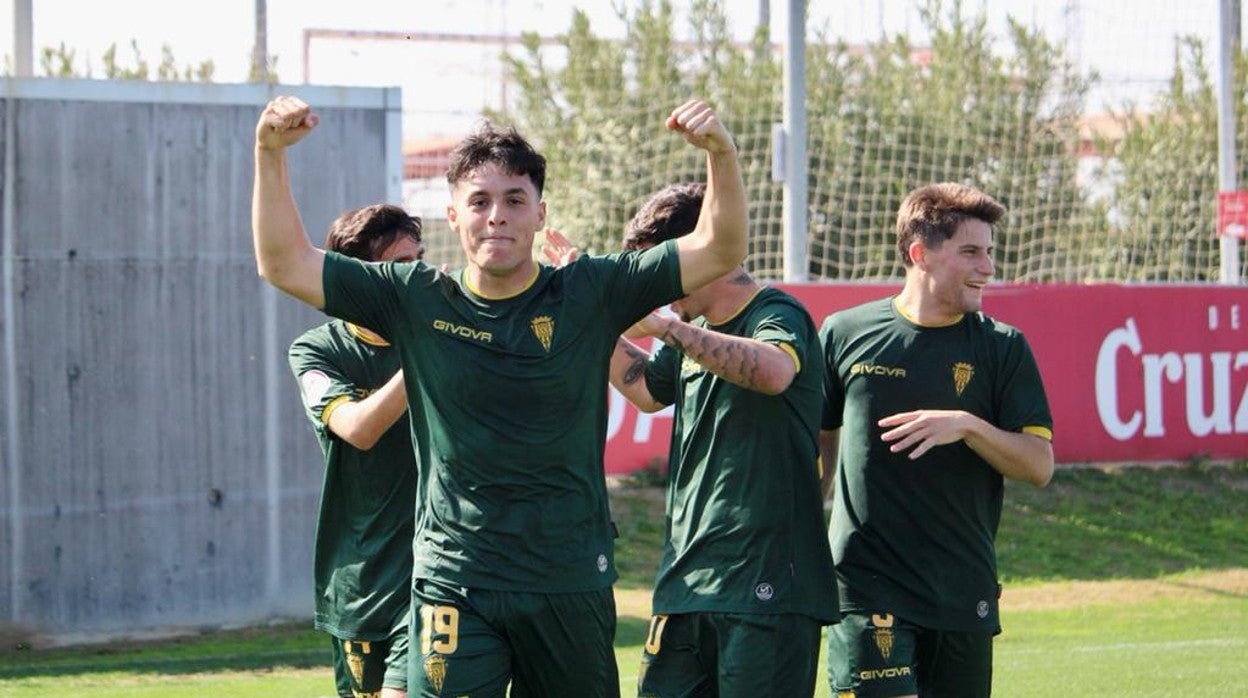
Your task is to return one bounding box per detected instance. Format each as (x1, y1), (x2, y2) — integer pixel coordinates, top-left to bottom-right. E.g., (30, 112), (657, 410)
(433, 319), (493, 343)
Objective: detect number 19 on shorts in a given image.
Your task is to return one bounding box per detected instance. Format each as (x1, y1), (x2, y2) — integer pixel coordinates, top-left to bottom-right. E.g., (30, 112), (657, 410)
(420, 605), (460, 655)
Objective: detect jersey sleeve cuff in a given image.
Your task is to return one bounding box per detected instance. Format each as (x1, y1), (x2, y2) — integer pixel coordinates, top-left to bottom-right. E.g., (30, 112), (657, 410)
(320, 395), (352, 426)
(776, 341), (801, 373)
(1022, 425), (1053, 441)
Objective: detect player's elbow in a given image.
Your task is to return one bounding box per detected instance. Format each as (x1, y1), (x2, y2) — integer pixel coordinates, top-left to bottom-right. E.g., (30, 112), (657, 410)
(754, 378), (788, 396)
(255, 266), (287, 292)
(1030, 460), (1055, 488)
(333, 421), (383, 451)
(1025, 442), (1056, 488)
(256, 256), (300, 290)
(752, 356), (796, 395)
(623, 389), (667, 414)
(756, 369), (795, 395)
(255, 257), (292, 292)
(339, 430), (381, 451)
(636, 398), (668, 414)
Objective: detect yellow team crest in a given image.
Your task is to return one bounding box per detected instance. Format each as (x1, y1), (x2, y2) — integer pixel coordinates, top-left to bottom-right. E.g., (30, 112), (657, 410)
(871, 613), (895, 660)
(531, 315), (554, 352)
(952, 362), (974, 396)
(425, 655), (448, 693)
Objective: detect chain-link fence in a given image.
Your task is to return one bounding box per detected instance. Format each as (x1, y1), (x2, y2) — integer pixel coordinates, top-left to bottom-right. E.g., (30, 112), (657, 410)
(386, 1), (1246, 283)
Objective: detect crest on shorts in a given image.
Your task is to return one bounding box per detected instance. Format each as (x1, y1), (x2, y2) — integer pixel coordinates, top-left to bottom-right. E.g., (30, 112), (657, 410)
(425, 655), (448, 693)
(531, 315), (554, 352)
(344, 640), (371, 686)
(952, 362), (974, 396)
(871, 613), (895, 660)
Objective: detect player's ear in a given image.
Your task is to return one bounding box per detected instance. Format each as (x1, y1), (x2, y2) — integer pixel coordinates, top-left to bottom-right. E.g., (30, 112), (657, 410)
(907, 241), (926, 268)
(537, 200), (547, 230)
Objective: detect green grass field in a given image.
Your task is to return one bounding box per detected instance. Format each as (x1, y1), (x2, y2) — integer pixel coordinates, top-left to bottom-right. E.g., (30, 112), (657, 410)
(2, 462), (1245, 697)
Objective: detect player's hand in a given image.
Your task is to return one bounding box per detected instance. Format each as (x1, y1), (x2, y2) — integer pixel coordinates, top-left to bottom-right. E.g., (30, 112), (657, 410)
(624, 311), (671, 340)
(878, 410), (975, 460)
(541, 228), (580, 267)
(256, 95), (319, 150)
(666, 99), (735, 155)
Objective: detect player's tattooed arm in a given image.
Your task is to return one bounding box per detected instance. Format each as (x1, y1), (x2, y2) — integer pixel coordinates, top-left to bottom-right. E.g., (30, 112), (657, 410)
(609, 338), (666, 412)
(657, 320), (797, 395)
(618, 339), (649, 385)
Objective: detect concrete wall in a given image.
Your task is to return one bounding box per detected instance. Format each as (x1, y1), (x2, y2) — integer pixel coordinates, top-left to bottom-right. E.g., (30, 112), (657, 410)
(0, 78), (403, 643)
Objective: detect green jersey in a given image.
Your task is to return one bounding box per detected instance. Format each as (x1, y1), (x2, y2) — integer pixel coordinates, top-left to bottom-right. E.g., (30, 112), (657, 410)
(644, 287), (838, 622)
(820, 297), (1052, 632)
(322, 241), (684, 592)
(288, 320), (422, 640)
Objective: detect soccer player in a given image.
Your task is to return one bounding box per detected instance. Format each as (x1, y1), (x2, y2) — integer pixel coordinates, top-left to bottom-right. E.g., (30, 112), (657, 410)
(288, 204), (425, 698)
(599, 181), (838, 697)
(252, 96), (747, 697)
(819, 183), (1054, 698)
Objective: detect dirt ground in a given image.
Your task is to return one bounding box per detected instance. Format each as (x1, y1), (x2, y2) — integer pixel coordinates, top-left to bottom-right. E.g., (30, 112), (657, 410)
(613, 568), (1248, 620)
(1000, 568), (1248, 611)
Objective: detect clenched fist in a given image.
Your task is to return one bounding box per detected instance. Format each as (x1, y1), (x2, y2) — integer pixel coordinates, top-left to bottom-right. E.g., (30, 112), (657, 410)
(256, 95), (319, 150)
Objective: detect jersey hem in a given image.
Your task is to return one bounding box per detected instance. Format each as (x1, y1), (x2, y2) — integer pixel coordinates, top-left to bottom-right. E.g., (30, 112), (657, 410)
(314, 621), (402, 642)
(651, 600), (840, 624)
(411, 570), (619, 594)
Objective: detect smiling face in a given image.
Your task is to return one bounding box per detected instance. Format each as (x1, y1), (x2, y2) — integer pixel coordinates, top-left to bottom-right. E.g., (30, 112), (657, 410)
(912, 218), (996, 317)
(447, 163), (545, 283)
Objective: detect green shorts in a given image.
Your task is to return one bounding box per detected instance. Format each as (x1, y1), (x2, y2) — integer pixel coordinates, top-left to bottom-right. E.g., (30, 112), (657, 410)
(330, 610), (410, 697)
(407, 579), (620, 698)
(826, 611), (993, 698)
(637, 611), (823, 698)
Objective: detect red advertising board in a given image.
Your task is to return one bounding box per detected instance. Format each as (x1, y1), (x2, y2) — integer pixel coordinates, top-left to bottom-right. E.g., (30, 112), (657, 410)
(604, 283), (1248, 473)
(1217, 190), (1248, 238)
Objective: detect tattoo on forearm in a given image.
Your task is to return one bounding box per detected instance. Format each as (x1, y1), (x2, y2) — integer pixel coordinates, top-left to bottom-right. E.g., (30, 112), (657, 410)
(669, 324), (767, 390)
(659, 325), (682, 352)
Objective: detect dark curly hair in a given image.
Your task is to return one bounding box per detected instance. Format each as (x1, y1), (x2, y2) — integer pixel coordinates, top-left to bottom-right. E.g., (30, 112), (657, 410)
(446, 121), (547, 196)
(623, 182), (706, 251)
(323, 204), (422, 262)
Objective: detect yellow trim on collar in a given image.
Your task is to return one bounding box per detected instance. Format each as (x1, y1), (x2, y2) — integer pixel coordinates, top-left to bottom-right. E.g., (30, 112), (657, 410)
(346, 323), (390, 347)
(1022, 425), (1053, 441)
(892, 297), (963, 328)
(708, 286), (766, 326)
(320, 395), (351, 426)
(465, 264), (541, 300)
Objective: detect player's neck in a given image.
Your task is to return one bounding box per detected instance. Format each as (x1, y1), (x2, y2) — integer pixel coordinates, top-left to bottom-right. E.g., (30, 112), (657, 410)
(702, 268), (759, 325)
(464, 260), (539, 299)
(895, 283), (962, 327)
